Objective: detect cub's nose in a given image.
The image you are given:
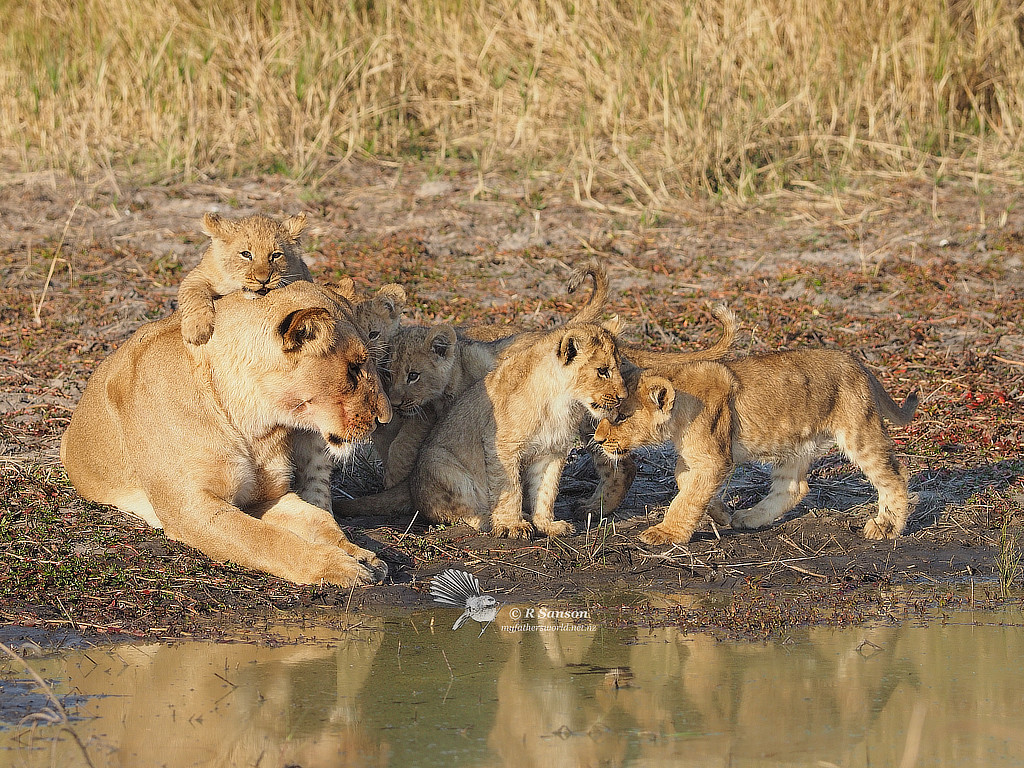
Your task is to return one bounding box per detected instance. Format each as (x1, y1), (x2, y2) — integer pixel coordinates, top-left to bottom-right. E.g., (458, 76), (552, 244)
(593, 420), (611, 443)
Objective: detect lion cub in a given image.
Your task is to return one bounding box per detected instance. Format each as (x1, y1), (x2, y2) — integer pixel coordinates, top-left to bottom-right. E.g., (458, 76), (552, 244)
(336, 321), (627, 537)
(593, 350), (918, 545)
(178, 212), (311, 346)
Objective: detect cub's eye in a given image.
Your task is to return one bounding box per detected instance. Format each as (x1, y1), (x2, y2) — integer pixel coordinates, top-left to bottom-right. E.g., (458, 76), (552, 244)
(368, 330), (381, 340)
(270, 251), (285, 261)
(597, 367), (610, 379)
(407, 371), (420, 384)
(240, 250), (253, 261)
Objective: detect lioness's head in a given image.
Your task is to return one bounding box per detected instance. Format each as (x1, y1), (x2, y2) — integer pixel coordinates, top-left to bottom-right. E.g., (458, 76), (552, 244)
(556, 322), (627, 419)
(205, 281), (391, 456)
(386, 324), (458, 415)
(202, 212), (308, 296)
(593, 373), (676, 457)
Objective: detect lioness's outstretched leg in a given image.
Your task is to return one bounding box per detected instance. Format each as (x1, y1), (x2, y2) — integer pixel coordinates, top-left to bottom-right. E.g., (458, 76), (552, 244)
(730, 455), (813, 531)
(836, 430), (910, 539)
(525, 454), (575, 537)
(164, 491), (385, 586)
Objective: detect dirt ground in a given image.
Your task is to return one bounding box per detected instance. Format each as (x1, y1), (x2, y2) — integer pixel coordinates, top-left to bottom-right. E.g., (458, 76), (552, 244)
(1, 163), (1022, 639)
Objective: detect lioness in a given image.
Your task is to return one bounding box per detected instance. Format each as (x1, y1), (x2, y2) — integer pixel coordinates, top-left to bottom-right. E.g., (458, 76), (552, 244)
(593, 350), (918, 545)
(61, 281), (392, 586)
(337, 321), (627, 538)
(178, 211), (312, 346)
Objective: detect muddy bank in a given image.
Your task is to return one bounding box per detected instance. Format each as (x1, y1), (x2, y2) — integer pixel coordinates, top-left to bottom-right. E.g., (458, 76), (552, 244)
(1, 164), (1022, 639)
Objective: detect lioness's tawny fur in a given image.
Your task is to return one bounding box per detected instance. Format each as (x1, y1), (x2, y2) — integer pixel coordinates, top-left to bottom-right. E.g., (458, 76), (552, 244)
(178, 211), (311, 346)
(594, 350), (918, 544)
(61, 281), (392, 586)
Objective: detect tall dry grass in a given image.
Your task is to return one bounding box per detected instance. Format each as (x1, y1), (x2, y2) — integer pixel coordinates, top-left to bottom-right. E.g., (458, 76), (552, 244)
(1, 0), (1023, 204)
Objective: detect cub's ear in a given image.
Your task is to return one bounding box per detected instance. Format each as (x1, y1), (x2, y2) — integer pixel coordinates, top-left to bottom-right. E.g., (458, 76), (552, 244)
(645, 376), (675, 413)
(201, 212), (231, 240)
(376, 283), (407, 318)
(282, 212), (307, 240)
(279, 307), (334, 355)
(601, 315), (622, 335)
(558, 328), (590, 365)
(325, 277), (357, 301)
(428, 325), (456, 358)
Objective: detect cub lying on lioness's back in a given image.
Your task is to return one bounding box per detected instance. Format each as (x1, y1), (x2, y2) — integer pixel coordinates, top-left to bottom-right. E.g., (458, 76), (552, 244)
(178, 211), (311, 346)
(594, 350), (918, 545)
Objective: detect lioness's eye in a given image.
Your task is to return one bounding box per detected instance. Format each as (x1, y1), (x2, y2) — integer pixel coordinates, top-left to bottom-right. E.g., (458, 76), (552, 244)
(407, 372), (420, 383)
(348, 362), (362, 382)
(240, 250), (253, 261)
(597, 367), (610, 378)
(270, 251), (284, 261)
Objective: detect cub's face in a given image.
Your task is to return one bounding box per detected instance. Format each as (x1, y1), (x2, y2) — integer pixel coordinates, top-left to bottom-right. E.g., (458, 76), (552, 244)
(351, 283), (406, 358)
(203, 212), (307, 296)
(210, 283), (391, 458)
(386, 325), (457, 415)
(593, 373), (676, 458)
(558, 325), (627, 419)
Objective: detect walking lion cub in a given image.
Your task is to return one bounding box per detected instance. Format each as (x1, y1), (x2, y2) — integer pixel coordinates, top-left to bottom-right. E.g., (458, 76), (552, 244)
(593, 350), (918, 545)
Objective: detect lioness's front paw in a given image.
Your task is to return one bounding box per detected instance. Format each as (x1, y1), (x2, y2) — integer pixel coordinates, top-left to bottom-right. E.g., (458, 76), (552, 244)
(536, 519), (575, 537)
(639, 523), (691, 546)
(353, 548), (389, 582)
(182, 314), (215, 346)
(492, 519), (534, 540)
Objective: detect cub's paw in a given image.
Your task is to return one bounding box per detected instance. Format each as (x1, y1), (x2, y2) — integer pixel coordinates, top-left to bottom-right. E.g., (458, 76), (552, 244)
(639, 524), (691, 546)
(729, 509), (771, 531)
(863, 517), (899, 540)
(536, 519), (575, 538)
(181, 313), (215, 346)
(492, 520), (535, 540)
(706, 498), (732, 526)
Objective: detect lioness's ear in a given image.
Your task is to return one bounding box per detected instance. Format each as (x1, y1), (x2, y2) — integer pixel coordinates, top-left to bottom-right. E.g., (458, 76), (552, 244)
(377, 283), (407, 318)
(428, 325), (456, 358)
(279, 307), (334, 354)
(646, 377), (675, 413)
(282, 212), (307, 241)
(201, 212), (231, 240)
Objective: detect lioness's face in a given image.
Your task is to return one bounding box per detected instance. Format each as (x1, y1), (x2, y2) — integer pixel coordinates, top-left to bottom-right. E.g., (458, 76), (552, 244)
(559, 325), (627, 419)
(204, 212), (307, 296)
(211, 284), (391, 456)
(386, 325), (456, 415)
(593, 373), (676, 457)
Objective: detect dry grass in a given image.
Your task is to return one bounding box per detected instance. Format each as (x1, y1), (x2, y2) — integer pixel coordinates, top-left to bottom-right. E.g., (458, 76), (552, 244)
(2, 0), (1023, 203)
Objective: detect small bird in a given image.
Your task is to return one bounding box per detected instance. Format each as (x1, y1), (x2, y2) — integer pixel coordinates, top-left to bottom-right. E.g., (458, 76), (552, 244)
(429, 569), (500, 635)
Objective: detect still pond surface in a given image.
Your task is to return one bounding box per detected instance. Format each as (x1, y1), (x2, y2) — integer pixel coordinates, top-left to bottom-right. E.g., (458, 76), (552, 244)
(2, 603), (1023, 767)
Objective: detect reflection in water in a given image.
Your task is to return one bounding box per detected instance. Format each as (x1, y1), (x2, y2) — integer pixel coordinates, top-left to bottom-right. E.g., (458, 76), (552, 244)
(2, 608), (1024, 767)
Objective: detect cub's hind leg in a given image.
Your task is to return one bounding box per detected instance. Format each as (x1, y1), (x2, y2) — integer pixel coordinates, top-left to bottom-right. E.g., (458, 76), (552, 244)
(730, 453), (814, 531)
(836, 428), (911, 539)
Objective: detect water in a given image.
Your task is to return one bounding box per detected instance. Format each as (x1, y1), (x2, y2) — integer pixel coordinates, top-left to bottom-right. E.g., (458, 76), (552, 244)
(2, 606), (1024, 767)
